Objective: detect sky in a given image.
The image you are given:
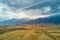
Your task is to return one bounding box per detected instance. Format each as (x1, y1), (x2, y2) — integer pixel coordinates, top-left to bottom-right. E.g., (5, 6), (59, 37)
(0, 0), (60, 21)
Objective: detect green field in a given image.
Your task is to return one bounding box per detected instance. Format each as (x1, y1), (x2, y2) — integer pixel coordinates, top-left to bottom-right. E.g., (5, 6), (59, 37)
(0, 24), (60, 40)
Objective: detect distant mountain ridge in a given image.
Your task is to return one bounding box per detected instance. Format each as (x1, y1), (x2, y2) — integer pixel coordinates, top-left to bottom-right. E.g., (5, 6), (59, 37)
(0, 15), (60, 25)
(26, 15), (60, 24)
(0, 18), (30, 25)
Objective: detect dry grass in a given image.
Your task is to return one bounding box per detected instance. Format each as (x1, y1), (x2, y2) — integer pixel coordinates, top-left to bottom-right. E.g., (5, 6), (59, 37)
(0, 24), (60, 40)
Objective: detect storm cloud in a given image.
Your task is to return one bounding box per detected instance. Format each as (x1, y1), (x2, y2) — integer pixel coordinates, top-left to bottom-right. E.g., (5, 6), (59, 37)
(0, 0), (60, 21)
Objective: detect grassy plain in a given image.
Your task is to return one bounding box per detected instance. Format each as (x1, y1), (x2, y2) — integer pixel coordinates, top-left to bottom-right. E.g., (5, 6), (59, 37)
(0, 24), (60, 40)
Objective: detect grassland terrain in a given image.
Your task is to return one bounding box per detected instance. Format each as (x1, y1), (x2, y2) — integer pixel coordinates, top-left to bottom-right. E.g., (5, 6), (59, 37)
(0, 24), (60, 40)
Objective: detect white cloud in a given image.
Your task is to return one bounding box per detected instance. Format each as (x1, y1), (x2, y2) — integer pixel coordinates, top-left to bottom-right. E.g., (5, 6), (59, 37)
(42, 6), (51, 13)
(0, 0), (59, 22)
(58, 6), (60, 9)
(0, 3), (13, 15)
(6, 9), (52, 19)
(0, 9), (52, 20)
(0, 3), (53, 21)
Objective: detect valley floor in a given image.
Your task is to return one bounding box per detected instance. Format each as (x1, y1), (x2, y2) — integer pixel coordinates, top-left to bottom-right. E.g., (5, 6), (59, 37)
(0, 24), (60, 40)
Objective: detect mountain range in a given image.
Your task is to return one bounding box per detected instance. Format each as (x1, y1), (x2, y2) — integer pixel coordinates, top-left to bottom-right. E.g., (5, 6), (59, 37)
(0, 14), (60, 25)
(0, 18), (30, 25)
(26, 15), (60, 24)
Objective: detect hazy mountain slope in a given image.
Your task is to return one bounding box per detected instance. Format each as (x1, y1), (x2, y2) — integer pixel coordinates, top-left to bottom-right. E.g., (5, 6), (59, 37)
(0, 18), (30, 25)
(26, 15), (60, 24)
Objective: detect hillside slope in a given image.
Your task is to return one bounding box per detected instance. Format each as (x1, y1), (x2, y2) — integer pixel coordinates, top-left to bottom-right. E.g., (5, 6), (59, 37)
(26, 15), (60, 24)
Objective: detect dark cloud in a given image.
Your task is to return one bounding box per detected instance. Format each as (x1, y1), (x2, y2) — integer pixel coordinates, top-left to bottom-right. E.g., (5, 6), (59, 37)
(0, 0), (56, 10)
(0, 0), (60, 21)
